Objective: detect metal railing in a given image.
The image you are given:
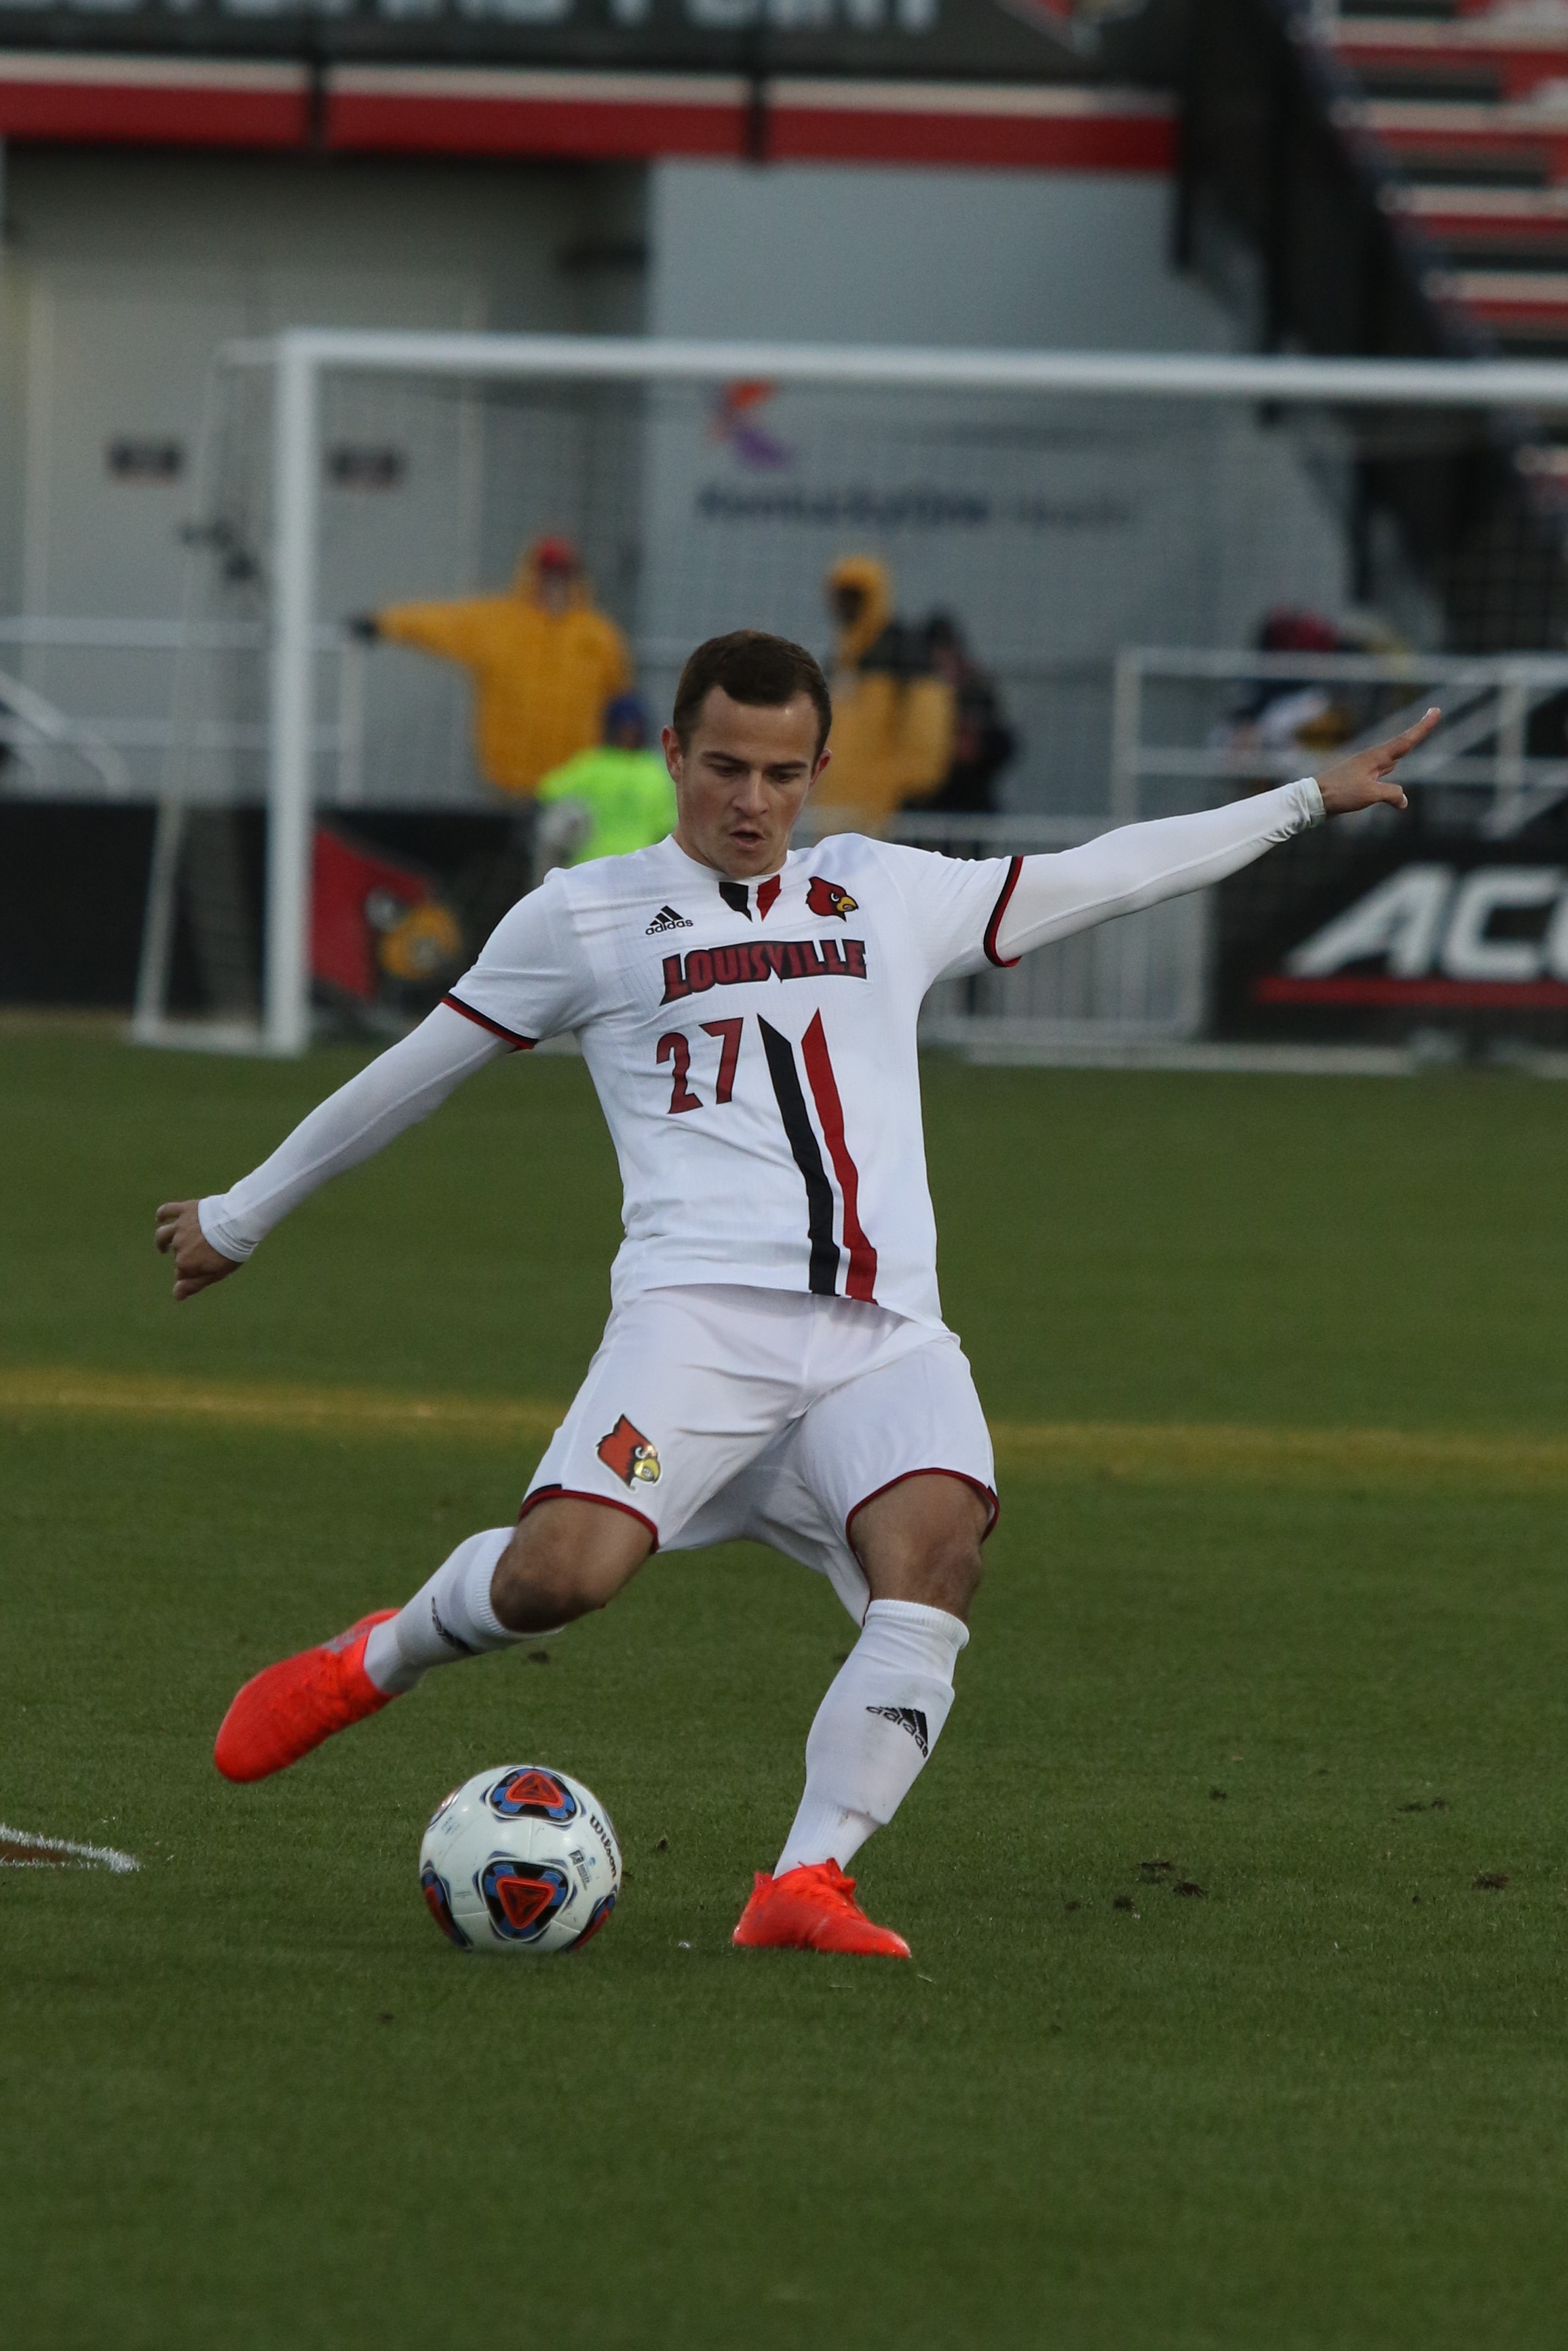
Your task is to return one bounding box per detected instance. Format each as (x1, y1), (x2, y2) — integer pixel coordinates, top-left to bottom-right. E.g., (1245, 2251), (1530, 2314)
(0, 617), (365, 804)
(1112, 646), (1568, 835)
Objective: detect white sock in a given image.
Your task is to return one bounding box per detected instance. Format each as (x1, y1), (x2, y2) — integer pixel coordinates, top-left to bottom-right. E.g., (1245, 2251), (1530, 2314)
(362, 1528), (519, 1695)
(773, 1599), (969, 1877)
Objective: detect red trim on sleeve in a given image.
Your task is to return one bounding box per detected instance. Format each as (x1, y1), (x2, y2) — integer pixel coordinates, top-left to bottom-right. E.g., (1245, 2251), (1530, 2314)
(982, 856), (1024, 969)
(442, 993), (537, 1050)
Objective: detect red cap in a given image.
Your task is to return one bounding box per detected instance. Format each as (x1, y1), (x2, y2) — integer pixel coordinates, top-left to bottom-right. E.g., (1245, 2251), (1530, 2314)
(1259, 607), (1341, 655)
(533, 535), (578, 575)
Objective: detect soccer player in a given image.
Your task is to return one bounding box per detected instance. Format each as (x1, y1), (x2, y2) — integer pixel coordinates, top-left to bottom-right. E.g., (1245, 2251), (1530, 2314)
(156, 634), (1435, 1960)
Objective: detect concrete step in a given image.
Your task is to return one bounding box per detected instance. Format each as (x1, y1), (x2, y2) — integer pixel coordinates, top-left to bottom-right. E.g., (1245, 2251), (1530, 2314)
(1338, 0), (1464, 20)
(1339, 94), (1568, 178)
(1325, 16), (1568, 102)
(1386, 180), (1568, 244)
(1426, 260), (1568, 330)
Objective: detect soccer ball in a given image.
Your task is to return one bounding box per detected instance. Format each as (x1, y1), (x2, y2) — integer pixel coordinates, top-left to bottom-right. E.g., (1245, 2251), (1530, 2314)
(418, 1763), (622, 1956)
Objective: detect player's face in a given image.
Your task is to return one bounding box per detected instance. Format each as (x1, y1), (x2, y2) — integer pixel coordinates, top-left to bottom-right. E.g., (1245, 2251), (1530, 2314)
(664, 689), (829, 879)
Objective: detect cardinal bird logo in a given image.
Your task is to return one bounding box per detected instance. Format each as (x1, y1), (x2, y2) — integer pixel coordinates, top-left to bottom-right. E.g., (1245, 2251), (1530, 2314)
(597, 1414), (662, 1485)
(807, 877), (858, 921)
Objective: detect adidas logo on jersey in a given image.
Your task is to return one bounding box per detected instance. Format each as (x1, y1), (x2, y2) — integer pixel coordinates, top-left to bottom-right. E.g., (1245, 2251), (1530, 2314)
(646, 905), (692, 934)
(866, 1704), (930, 1757)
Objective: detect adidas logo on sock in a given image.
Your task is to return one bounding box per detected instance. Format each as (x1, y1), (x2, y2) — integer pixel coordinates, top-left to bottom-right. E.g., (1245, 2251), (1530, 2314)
(866, 1704), (929, 1757)
(430, 1596), (476, 1657)
(645, 904), (693, 934)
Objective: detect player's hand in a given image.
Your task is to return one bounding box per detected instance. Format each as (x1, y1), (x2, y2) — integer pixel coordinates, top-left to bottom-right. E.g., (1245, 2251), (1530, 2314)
(1315, 706), (1440, 818)
(155, 1199), (242, 1301)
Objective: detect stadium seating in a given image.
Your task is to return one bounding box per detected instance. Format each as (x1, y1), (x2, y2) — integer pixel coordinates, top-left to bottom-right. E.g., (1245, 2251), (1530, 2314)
(1316, 0), (1568, 347)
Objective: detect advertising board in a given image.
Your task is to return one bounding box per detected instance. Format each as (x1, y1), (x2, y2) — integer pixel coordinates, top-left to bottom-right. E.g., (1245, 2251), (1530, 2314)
(1217, 807), (1568, 1045)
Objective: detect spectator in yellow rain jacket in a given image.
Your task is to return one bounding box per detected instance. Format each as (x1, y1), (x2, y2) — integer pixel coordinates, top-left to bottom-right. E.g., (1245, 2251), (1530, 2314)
(353, 536), (630, 798)
(809, 555), (955, 829)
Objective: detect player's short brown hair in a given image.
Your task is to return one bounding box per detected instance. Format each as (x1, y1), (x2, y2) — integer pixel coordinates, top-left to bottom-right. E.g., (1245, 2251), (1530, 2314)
(671, 631), (833, 760)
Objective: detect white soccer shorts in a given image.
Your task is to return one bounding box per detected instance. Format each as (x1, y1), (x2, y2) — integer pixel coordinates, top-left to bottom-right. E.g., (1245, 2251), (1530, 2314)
(521, 1282), (997, 1623)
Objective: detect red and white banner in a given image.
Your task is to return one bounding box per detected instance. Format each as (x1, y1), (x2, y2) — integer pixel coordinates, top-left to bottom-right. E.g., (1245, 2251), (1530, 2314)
(0, 52), (1174, 170)
(0, 51), (309, 147)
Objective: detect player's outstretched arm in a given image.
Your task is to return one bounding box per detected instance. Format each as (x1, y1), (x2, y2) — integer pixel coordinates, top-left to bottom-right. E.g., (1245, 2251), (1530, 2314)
(991, 708), (1440, 964)
(153, 1002), (509, 1302)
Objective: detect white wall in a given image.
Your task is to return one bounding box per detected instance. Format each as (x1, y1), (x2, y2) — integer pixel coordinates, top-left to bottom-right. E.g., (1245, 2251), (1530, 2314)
(0, 151), (1309, 816)
(0, 151), (648, 624)
(649, 162), (1240, 351)
(0, 152), (647, 800)
(642, 164), (1352, 815)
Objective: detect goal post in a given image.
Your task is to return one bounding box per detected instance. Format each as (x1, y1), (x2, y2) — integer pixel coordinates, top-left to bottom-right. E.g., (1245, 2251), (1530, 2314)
(267, 335), (320, 1060)
(139, 330), (1568, 1056)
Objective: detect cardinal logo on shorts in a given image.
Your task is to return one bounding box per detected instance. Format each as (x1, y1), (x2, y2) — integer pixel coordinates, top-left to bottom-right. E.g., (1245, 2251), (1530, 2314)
(807, 877), (858, 921)
(598, 1414), (662, 1485)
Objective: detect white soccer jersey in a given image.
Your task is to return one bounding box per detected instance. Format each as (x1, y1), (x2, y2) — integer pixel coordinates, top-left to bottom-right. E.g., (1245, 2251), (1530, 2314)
(445, 833), (1016, 1329)
(197, 782), (1321, 1295)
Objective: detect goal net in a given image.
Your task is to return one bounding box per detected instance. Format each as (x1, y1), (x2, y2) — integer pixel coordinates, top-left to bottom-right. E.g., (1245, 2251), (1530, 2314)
(134, 332), (1568, 1055)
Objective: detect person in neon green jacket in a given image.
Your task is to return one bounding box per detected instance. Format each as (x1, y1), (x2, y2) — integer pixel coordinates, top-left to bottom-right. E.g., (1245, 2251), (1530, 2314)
(534, 695), (677, 871)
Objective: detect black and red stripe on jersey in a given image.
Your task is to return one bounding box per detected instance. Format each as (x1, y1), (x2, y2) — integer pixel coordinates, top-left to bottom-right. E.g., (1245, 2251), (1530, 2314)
(757, 1012), (879, 1303)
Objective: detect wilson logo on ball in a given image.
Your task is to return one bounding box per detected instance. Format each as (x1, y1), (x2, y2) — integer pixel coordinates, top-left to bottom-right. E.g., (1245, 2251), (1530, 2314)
(480, 1858), (572, 1941)
(486, 1767), (579, 1822)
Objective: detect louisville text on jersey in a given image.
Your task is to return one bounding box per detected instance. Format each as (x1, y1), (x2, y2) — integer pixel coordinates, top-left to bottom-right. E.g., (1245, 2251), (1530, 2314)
(661, 936), (868, 1004)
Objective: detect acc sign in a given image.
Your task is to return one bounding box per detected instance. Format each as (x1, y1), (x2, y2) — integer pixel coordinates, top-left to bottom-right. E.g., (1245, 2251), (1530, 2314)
(1259, 863), (1568, 1010)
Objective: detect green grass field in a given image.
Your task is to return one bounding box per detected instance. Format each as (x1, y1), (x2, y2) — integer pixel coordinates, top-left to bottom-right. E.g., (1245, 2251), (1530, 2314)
(3, 1022), (1567, 2350)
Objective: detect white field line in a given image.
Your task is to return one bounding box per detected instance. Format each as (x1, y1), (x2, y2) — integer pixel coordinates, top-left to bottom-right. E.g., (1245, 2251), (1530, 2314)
(0, 1822), (140, 1873)
(3, 1367), (1568, 1489)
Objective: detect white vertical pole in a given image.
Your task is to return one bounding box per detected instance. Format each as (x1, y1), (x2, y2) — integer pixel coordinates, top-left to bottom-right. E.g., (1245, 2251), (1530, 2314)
(335, 630), (366, 806)
(265, 334), (319, 1056)
(1109, 647), (1142, 826)
(132, 798), (187, 1038)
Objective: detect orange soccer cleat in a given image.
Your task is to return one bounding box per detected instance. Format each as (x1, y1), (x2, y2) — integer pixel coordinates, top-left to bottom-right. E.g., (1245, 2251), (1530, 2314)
(731, 1860), (912, 1959)
(214, 1611), (400, 1783)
